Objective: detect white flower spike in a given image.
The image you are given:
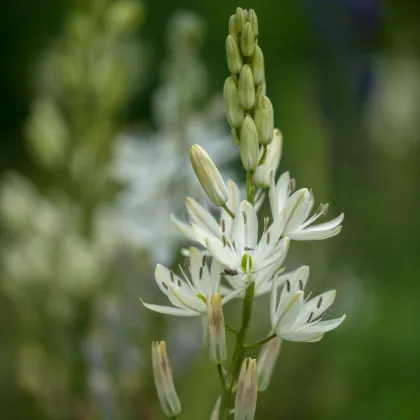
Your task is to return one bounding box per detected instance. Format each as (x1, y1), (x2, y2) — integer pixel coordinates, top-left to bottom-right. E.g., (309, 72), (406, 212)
(270, 266), (346, 342)
(206, 200), (289, 280)
(270, 171), (344, 240)
(141, 247), (242, 316)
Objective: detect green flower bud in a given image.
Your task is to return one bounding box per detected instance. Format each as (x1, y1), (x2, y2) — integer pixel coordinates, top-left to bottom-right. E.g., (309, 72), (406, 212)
(240, 116), (259, 171)
(238, 65), (256, 110)
(224, 77), (244, 128)
(229, 14), (239, 36)
(152, 341), (181, 418)
(235, 7), (246, 32)
(226, 35), (243, 75)
(251, 45), (265, 85)
(190, 144), (228, 206)
(248, 9), (259, 36)
(105, 1), (144, 33)
(254, 96), (274, 145)
(241, 22), (255, 57)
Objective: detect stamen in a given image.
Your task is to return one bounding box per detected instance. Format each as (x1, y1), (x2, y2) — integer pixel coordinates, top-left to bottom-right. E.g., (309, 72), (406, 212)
(298, 279), (303, 291)
(317, 296), (323, 309)
(177, 279), (182, 287)
(242, 211), (247, 224)
(307, 312), (314, 323)
(321, 308), (331, 320)
(202, 254), (207, 266)
(263, 217), (269, 233)
(221, 219), (226, 233)
(304, 291), (313, 302)
(286, 280), (291, 293)
(244, 246), (255, 251)
(199, 266), (203, 280)
(266, 232), (271, 245)
(170, 271), (175, 283)
(162, 282), (168, 290)
(222, 235), (227, 247)
(289, 178), (296, 193)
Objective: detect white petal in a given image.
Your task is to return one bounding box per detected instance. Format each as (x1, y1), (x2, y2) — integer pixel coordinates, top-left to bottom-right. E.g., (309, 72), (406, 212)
(171, 214), (197, 242)
(192, 223), (216, 246)
(186, 197), (220, 236)
(269, 171), (289, 217)
(254, 191), (266, 213)
(221, 179), (240, 236)
(188, 247), (207, 294)
(206, 237), (241, 268)
(301, 315), (346, 334)
(303, 213), (344, 232)
(289, 225), (342, 241)
(154, 264), (176, 296)
(279, 330), (324, 342)
(168, 283), (206, 313)
(233, 201), (258, 253)
(256, 237), (289, 271)
(209, 258), (223, 293)
(222, 287), (246, 305)
(277, 291), (304, 332)
(141, 300), (198, 317)
(285, 189), (311, 232)
(270, 274), (279, 327)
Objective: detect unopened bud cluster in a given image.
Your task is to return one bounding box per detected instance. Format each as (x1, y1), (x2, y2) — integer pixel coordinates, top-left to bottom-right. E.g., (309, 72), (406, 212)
(224, 8), (274, 172)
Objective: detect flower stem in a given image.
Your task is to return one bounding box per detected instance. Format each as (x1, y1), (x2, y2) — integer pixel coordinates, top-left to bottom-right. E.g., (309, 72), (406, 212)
(222, 203), (235, 219)
(219, 282), (255, 419)
(244, 333), (276, 349)
(246, 171), (255, 204)
(217, 364), (227, 390)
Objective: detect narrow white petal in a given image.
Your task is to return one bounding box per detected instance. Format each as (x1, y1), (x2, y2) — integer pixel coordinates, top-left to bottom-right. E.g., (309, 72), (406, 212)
(270, 274), (279, 327)
(168, 283), (206, 313)
(254, 190), (266, 213)
(192, 223), (216, 246)
(289, 225), (342, 241)
(303, 213), (344, 232)
(280, 330), (324, 342)
(233, 201), (258, 253)
(270, 171), (290, 218)
(210, 258), (223, 293)
(301, 315), (346, 334)
(188, 247), (207, 295)
(221, 287), (246, 305)
(171, 214), (197, 242)
(154, 264), (176, 296)
(256, 237), (289, 271)
(277, 291), (304, 332)
(141, 300), (198, 316)
(285, 189), (311, 232)
(206, 237), (241, 268)
(186, 197), (220, 236)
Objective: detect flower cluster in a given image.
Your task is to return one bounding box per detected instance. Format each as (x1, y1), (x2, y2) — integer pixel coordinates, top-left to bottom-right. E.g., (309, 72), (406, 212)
(142, 7), (346, 420)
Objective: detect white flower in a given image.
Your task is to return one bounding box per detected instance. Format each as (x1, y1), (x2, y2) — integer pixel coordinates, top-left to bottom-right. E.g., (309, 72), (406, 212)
(206, 200), (289, 279)
(270, 266), (346, 342)
(269, 171), (344, 240)
(171, 179), (266, 247)
(141, 248), (241, 316)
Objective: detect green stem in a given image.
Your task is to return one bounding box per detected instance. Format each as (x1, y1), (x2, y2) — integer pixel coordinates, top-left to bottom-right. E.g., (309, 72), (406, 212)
(245, 333), (276, 349)
(257, 145), (268, 166)
(222, 203), (235, 219)
(246, 171), (255, 204)
(219, 283), (255, 419)
(217, 364), (227, 390)
(225, 323), (239, 334)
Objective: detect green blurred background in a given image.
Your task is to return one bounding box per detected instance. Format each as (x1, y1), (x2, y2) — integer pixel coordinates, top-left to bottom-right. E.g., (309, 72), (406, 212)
(1, 0), (420, 419)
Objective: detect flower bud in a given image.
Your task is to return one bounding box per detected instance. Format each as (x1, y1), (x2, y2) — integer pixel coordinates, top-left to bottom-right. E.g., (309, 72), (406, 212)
(229, 14), (239, 36)
(251, 46), (265, 85)
(234, 358), (258, 420)
(240, 116), (259, 171)
(105, 0), (144, 33)
(240, 22), (255, 57)
(211, 396), (222, 420)
(207, 294), (227, 364)
(248, 9), (259, 36)
(190, 145), (228, 206)
(226, 35), (243, 75)
(235, 7), (246, 32)
(224, 77), (244, 128)
(255, 129), (283, 188)
(254, 96), (274, 145)
(256, 337), (282, 391)
(238, 65), (256, 110)
(152, 341), (181, 418)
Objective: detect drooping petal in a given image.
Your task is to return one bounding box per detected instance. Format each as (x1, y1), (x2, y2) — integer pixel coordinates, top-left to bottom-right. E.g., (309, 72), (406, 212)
(141, 300), (198, 316)
(206, 237), (241, 268)
(186, 197), (220, 236)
